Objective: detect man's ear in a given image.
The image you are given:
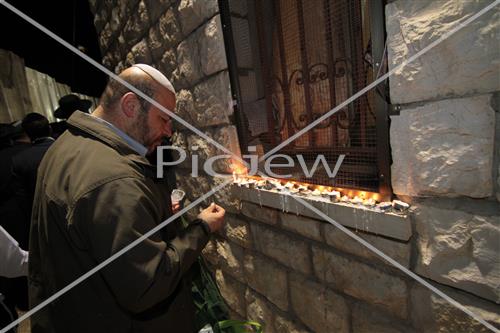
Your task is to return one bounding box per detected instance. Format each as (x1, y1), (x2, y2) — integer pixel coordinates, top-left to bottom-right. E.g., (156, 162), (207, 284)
(120, 92), (141, 118)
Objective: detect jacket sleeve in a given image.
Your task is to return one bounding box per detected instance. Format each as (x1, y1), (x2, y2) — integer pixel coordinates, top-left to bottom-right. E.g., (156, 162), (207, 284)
(0, 226), (29, 278)
(70, 177), (210, 314)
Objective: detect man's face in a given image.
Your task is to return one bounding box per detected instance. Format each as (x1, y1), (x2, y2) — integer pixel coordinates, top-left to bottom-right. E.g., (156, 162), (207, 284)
(137, 88), (175, 154)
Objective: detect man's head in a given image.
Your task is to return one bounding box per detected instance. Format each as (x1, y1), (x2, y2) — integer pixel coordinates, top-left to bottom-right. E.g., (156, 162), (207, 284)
(97, 64), (176, 154)
(22, 113), (51, 142)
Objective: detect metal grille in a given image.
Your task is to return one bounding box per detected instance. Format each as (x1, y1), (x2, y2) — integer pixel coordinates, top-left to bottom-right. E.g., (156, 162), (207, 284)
(223, 0), (390, 196)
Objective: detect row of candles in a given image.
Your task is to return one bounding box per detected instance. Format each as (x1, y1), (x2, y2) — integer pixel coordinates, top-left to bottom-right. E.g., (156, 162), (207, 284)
(232, 172), (410, 212)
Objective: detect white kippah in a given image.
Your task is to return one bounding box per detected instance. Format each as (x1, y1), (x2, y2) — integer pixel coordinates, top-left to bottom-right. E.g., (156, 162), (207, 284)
(132, 64), (175, 95)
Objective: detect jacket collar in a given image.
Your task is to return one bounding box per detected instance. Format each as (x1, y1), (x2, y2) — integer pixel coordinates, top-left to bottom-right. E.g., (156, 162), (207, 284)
(67, 111), (151, 167)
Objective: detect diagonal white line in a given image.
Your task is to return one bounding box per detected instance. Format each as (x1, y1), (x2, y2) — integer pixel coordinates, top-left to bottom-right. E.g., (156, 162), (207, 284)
(0, 176), (234, 333)
(0, 0), (250, 170)
(290, 195), (500, 332)
(1, 0), (498, 331)
(259, 0), (500, 162)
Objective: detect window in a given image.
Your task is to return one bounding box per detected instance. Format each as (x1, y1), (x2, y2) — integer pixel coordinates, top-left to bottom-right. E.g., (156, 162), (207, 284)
(222, 0), (391, 200)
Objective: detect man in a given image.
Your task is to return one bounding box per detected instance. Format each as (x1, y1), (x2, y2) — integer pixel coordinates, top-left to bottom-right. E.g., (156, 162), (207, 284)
(29, 64), (225, 333)
(12, 113), (54, 248)
(0, 122), (31, 332)
(51, 94), (92, 139)
(0, 113), (55, 325)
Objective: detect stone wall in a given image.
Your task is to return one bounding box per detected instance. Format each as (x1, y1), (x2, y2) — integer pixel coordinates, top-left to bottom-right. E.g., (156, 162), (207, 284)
(386, 0), (500, 310)
(202, 185), (500, 332)
(89, 0), (500, 332)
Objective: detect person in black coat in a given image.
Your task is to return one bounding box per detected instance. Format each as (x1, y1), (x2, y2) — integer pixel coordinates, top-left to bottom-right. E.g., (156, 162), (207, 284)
(1, 113), (54, 330)
(11, 113), (54, 248)
(0, 121), (31, 332)
(51, 94), (92, 139)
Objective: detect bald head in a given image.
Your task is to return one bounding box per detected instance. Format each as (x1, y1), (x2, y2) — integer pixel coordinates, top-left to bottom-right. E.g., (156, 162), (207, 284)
(93, 65), (176, 153)
(99, 64), (175, 113)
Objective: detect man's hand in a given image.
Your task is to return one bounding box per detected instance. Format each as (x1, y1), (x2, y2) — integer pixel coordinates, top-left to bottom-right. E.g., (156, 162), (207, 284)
(171, 202), (180, 214)
(198, 203), (225, 232)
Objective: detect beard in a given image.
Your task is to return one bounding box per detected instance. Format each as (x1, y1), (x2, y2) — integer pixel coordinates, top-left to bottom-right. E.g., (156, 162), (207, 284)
(128, 110), (152, 151)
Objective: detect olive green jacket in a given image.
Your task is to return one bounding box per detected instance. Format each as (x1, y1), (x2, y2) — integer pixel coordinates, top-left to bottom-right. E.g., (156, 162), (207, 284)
(29, 111), (209, 332)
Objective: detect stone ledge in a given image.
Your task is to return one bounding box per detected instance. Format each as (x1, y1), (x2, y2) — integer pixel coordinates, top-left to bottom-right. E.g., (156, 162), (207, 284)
(233, 186), (412, 241)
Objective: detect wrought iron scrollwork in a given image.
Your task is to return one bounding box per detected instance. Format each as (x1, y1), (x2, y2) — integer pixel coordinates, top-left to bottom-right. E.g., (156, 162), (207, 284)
(289, 63), (332, 86)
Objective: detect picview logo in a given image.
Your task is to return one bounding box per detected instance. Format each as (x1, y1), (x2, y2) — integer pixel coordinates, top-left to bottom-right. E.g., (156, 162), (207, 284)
(156, 145), (345, 179)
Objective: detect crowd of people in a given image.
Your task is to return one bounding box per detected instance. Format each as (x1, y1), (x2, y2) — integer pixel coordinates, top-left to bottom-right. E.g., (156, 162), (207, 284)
(0, 64), (226, 333)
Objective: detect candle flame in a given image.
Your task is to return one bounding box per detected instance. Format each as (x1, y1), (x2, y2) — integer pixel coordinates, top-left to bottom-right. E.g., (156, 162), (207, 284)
(233, 174), (382, 202)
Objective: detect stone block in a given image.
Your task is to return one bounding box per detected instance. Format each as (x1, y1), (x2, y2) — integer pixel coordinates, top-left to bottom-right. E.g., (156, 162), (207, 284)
(168, 68), (186, 91)
(181, 127), (237, 175)
(123, 0), (149, 47)
(193, 71), (233, 127)
(212, 177), (240, 214)
(243, 254), (288, 310)
(101, 53), (114, 71)
(101, 0), (114, 17)
(279, 212), (323, 242)
(186, 130), (217, 163)
(115, 33), (130, 60)
(159, 48), (177, 78)
(251, 224), (311, 275)
(220, 215), (252, 249)
(411, 283), (500, 332)
(386, 0), (500, 104)
(109, 2), (128, 37)
(147, 26), (165, 61)
(274, 315), (310, 333)
(245, 289), (276, 333)
(312, 246), (408, 319)
(158, 8), (182, 50)
(114, 61), (125, 75)
(289, 274), (349, 333)
(176, 34), (202, 86)
(99, 22), (113, 52)
(93, 9), (107, 34)
(352, 302), (415, 333)
(324, 223), (411, 268)
(215, 126), (241, 155)
(212, 238), (246, 282)
(126, 39), (152, 66)
(175, 171), (213, 204)
(241, 201), (278, 225)
(215, 269), (246, 317)
(177, 0), (219, 36)
(213, 125), (242, 174)
(144, 0), (172, 24)
(391, 94), (495, 198)
(200, 16), (228, 76)
(174, 89), (196, 126)
(202, 239), (218, 265)
(414, 203), (500, 303)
